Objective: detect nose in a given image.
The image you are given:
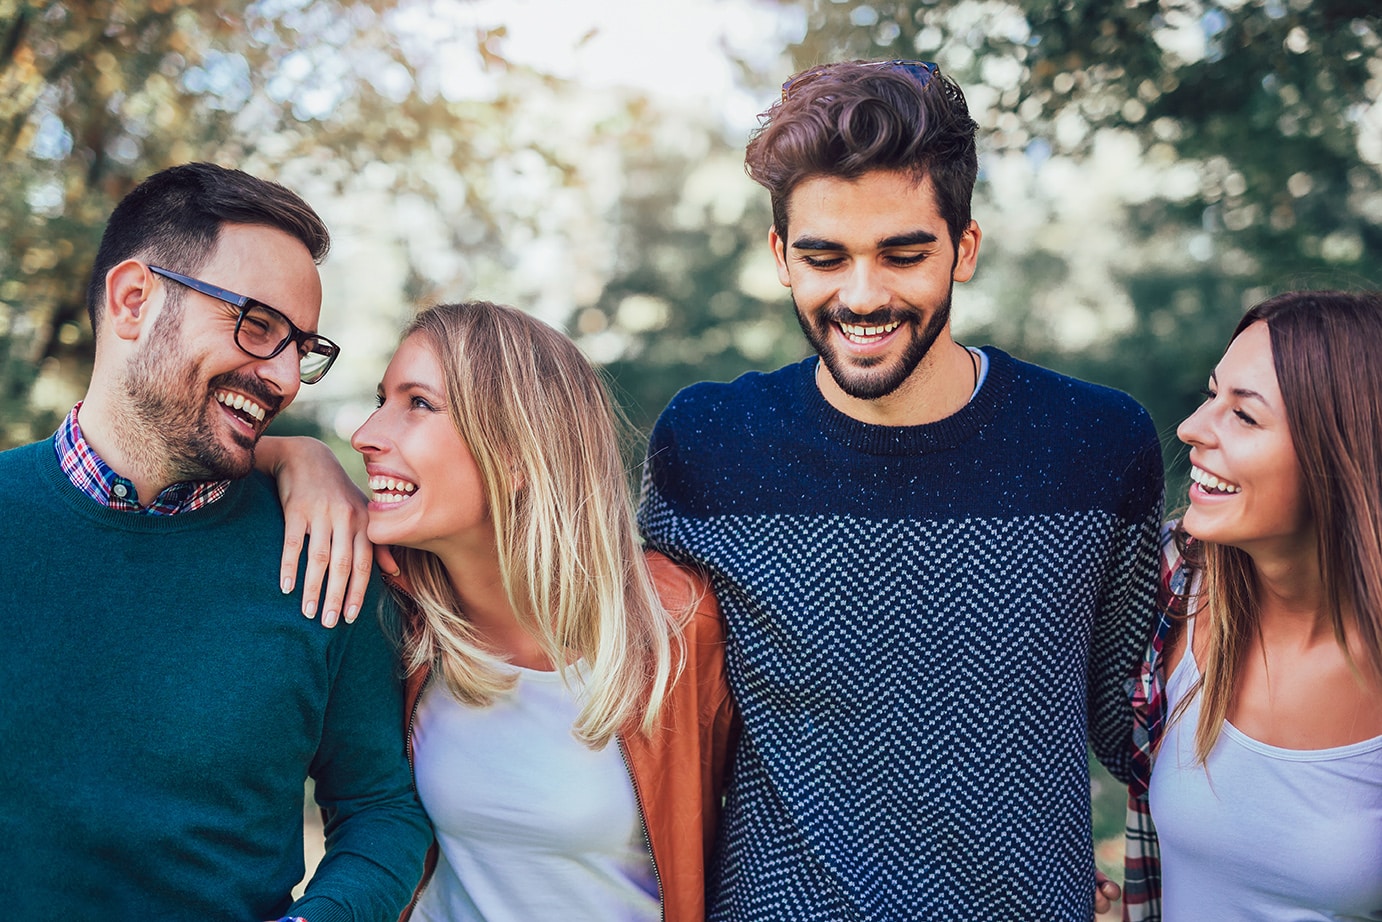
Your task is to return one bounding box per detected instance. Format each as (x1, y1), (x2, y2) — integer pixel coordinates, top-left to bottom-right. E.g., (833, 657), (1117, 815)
(837, 263), (890, 315)
(1176, 399), (1214, 449)
(350, 408), (386, 457)
(255, 347), (303, 403)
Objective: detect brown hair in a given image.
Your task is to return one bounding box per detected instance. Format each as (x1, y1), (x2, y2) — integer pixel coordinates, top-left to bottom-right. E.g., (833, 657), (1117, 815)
(1177, 290), (1382, 761)
(744, 60), (978, 250)
(87, 162), (329, 332)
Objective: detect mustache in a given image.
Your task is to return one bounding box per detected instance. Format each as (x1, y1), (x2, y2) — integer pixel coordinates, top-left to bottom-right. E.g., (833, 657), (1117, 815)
(209, 372), (284, 418)
(820, 305), (919, 326)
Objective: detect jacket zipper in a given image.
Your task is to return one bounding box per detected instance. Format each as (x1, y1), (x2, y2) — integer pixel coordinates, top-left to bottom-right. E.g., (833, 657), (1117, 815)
(616, 734), (665, 922)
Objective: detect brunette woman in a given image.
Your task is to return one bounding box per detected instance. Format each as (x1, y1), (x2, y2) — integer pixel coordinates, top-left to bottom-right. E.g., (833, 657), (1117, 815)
(1124, 290), (1382, 921)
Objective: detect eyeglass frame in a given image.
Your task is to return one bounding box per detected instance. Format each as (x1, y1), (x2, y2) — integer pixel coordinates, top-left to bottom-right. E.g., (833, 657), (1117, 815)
(147, 265), (340, 384)
(781, 60), (941, 103)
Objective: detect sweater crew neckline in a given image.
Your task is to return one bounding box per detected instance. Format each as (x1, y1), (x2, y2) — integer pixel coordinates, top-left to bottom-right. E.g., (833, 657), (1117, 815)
(31, 440), (248, 533)
(794, 347), (1012, 456)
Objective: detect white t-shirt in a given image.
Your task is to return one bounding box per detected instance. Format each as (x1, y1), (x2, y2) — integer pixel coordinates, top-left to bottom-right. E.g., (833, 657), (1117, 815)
(1149, 619), (1382, 921)
(409, 666), (659, 921)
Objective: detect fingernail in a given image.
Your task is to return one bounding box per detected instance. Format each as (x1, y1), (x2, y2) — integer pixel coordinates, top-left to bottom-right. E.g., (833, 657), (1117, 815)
(303, 599), (317, 618)
(345, 604), (359, 623)
(323, 610), (338, 628)
(281, 577), (293, 594)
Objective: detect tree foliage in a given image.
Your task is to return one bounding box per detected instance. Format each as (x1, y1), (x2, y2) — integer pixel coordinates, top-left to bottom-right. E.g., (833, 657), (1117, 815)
(4, 0), (1380, 476)
(0, 0), (577, 447)
(595, 0), (1381, 485)
(791, 0), (1382, 472)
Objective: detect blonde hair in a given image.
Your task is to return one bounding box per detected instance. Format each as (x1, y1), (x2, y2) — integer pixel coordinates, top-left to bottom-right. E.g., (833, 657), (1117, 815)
(1174, 290), (1382, 762)
(392, 301), (683, 747)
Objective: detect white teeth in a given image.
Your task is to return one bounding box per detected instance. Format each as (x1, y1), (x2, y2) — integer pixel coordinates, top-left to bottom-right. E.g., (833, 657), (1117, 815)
(368, 476), (417, 497)
(216, 391), (266, 422)
(839, 320), (900, 341)
(1190, 465), (1241, 494)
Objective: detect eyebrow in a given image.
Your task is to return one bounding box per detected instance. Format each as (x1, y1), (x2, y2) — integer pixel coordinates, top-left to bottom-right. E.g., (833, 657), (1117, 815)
(1209, 372), (1271, 406)
(791, 230), (940, 251)
(397, 380), (445, 396)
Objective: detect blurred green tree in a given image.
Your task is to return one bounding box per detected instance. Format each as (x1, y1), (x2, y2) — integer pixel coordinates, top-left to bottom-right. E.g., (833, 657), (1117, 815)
(0, 0), (576, 447)
(594, 0), (1381, 492)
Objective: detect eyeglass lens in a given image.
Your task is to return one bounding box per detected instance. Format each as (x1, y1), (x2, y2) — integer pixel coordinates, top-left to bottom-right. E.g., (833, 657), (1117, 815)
(235, 304), (334, 383)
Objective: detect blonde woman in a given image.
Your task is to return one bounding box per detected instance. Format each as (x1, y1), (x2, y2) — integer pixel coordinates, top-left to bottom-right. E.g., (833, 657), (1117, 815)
(1124, 291), (1382, 920)
(342, 300), (735, 921)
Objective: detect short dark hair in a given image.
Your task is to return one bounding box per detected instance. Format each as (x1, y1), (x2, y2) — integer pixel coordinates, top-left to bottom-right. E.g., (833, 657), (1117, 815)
(745, 60), (978, 250)
(85, 162), (330, 331)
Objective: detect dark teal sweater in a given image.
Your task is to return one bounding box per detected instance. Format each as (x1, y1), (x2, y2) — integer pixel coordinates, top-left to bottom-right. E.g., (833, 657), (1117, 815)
(0, 440), (430, 921)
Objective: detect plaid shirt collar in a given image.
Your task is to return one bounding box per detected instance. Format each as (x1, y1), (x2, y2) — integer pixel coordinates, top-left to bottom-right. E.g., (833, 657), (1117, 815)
(53, 403), (230, 515)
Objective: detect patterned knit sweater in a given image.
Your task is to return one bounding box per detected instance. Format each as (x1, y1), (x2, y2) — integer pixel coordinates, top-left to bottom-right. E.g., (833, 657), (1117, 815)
(638, 349), (1163, 921)
(0, 440), (430, 921)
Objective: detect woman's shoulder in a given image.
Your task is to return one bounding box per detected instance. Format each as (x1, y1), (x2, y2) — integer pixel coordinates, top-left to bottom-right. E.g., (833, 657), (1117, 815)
(644, 549), (723, 641)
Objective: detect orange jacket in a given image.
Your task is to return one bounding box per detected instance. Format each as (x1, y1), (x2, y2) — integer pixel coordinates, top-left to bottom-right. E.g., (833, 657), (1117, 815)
(400, 550), (737, 922)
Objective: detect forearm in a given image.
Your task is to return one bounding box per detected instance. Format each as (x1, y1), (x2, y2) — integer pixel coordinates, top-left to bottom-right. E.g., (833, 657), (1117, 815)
(298, 587), (432, 917)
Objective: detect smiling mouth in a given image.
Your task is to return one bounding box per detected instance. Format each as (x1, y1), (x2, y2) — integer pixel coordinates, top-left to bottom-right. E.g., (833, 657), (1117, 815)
(837, 320), (900, 345)
(215, 389), (268, 425)
(369, 476), (418, 505)
(1190, 465), (1241, 494)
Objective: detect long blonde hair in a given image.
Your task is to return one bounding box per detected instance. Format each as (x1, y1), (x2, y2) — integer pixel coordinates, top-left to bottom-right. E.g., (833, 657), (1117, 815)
(1175, 290), (1382, 762)
(392, 301), (683, 748)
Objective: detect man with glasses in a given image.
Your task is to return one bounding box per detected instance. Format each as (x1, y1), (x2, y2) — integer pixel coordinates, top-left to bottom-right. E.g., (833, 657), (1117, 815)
(638, 61), (1163, 919)
(0, 162), (429, 919)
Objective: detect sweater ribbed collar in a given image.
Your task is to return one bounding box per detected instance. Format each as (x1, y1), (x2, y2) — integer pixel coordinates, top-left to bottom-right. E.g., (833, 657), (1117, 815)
(30, 439), (248, 533)
(794, 347), (1014, 456)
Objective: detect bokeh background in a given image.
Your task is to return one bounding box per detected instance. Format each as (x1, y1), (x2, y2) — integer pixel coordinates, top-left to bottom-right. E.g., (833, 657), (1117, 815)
(5, 0), (1380, 894)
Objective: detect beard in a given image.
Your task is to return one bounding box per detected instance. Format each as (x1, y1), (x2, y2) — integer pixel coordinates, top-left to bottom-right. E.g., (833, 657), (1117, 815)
(121, 306), (280, 485)
(794, 284), (954, 401)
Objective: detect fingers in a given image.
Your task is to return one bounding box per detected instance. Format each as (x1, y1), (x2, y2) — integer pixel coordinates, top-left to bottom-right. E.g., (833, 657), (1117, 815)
(1093, 874), (1121, 915)
(375, 542), (401, 577)
(341, 526), (374, 624)
(280, 514), (307, 597)
(300, 518), (332, 625)
(319, 536), (357, 629)
(377, 545), (415, 597)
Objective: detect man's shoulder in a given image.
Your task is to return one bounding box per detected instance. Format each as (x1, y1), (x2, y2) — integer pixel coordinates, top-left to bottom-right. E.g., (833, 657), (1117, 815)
(0, 440), (58, 501)
(1000, 351), (1156, 443)
(0, 439), (48, 466)
(658, 359), (808, 425)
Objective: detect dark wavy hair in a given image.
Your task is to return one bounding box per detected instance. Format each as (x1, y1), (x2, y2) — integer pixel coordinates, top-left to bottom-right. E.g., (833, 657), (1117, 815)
(86, 162), (329, 332)
(745, 60), (978, 250)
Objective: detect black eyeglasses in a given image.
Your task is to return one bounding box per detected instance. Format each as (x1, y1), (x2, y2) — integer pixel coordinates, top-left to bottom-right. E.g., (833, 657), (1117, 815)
(148, 265), (340, 384)
(781, 60), (941, 102)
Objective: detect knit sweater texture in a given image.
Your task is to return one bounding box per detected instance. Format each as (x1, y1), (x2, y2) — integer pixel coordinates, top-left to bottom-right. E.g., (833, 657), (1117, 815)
(638, 349), (1164, 921)
(0, 440), (431, 921)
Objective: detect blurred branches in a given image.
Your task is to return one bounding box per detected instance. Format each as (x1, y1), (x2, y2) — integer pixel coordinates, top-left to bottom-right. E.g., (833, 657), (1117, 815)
(0, 0), (581, 446)
(3, 0), (1380, 474)
(771, 0), (1382, 472)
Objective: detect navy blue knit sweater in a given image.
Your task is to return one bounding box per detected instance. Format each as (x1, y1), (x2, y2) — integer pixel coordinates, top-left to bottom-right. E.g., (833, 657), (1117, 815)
(638, 349), (1163, 921)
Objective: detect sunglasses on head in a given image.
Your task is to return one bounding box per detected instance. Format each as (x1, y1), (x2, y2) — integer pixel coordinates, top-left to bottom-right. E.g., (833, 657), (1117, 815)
(781, 60), (941, 103)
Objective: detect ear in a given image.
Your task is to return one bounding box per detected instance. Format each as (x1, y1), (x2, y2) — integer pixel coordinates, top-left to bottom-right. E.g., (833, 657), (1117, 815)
(951, 220), (982, 284)
(768, 226), (791, 288)
(103, 260), (160, 342)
